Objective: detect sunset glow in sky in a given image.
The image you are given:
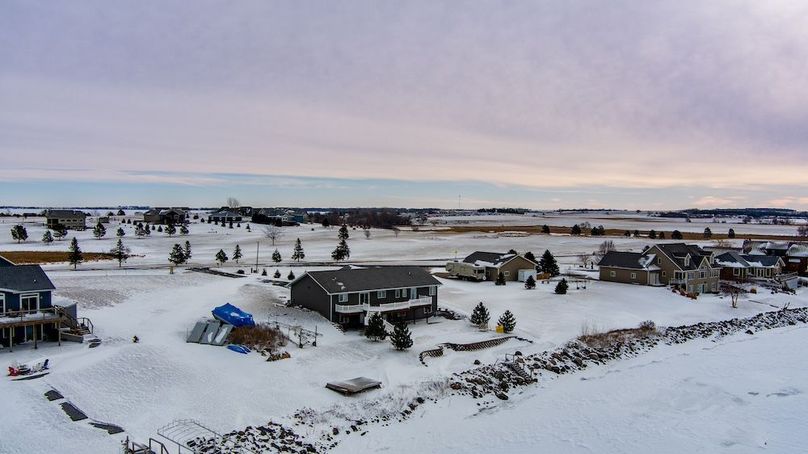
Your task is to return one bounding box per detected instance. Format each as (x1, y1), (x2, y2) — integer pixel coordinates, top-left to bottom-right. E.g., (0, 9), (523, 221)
(2, 1), (807, 209)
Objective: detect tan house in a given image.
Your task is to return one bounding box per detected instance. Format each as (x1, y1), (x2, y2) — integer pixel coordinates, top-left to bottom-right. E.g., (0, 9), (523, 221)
(599, 243), (720, 293)
(460, 251), (537, 282)
(43, 209), (87, 230)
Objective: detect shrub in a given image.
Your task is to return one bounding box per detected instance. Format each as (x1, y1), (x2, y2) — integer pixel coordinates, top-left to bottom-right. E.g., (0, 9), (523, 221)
(555, 278), (568, 295)
(228, 324), (286, 352)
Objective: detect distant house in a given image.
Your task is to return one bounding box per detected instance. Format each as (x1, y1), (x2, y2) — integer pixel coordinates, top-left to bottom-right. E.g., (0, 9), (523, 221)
(290, 266), (441, 328)
(599, 243), (720, 293)
(785, 244), (808, 275)
(44, 209), (87, 230)
(714, 251), (785, 281)
(456, 251), (537, 282)
(143, 208), (187, 225)
(252, 208), (302, 226)
(208, 210), (243, 223)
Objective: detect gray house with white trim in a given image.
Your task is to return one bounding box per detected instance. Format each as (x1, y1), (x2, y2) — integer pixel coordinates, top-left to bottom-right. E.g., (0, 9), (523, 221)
(0, 256), (56, 345)
(290, 266), (441, 328)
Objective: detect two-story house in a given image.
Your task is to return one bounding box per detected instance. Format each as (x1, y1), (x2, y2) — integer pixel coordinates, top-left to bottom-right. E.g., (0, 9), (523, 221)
(458, 251), (537, 282)
(714, 251), (785, 281)
(599, 243), (720, 293)
(290, 266), (441, 328)
(44, 209), (87, 230)
(1, 256), (56, 346)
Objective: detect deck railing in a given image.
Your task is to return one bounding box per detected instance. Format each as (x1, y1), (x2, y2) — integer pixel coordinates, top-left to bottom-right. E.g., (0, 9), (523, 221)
(335, 296), (434, 314)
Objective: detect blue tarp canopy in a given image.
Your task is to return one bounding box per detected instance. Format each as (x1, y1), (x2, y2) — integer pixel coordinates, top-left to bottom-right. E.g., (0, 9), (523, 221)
(211, 303), (255, 327)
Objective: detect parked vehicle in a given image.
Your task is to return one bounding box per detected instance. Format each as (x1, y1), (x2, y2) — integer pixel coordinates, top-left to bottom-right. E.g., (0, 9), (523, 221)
(445, 261), (487, 281)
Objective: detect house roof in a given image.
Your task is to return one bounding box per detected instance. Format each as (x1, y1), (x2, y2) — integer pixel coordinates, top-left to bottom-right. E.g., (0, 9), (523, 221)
(714, 251), (750, 268)
(741, 255), (783, 267)
(653, 243), (712, 270)
(0, 255), (15, 267)
(598, 251), (656, 270)
(210, 210), (242, 217)
(44, 209), (86, 218)
(302, 266), (441, 294)
(0, 264), (56, 292)
(462, 251), (533, 268)
(787, 244), (808, 258)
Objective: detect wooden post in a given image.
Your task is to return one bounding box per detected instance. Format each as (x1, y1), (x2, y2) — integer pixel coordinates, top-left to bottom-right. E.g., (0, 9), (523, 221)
(34, 324), (38, 350)
(57, 322), (62, 346)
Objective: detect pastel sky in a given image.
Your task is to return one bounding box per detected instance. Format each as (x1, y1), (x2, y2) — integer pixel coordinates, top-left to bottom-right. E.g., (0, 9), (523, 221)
(2, 1), (807, 209)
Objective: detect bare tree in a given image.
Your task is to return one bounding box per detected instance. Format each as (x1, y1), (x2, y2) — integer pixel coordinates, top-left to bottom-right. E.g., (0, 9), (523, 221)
(392, 227), (401, 238)
(724, 284), (741, 309)
(226, 197), (240, 209)
(262, 225), (284, 246)
(596, 240), (616, 259)
(577, 253), (590, 268)
(363, 228), (371, 239)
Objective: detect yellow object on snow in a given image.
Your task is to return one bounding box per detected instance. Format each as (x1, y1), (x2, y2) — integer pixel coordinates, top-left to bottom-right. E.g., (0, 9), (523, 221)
(495, 325), (505, 333)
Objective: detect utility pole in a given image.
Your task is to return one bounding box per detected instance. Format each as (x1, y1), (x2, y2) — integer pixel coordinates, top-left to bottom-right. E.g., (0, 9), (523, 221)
(255, 241), (260, 273)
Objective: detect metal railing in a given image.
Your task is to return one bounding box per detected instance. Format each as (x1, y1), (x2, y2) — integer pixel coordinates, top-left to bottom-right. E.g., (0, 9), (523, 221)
(335, 296), (433, 314)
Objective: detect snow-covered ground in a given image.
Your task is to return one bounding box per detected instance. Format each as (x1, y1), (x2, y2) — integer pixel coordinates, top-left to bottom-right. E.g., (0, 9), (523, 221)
(1, 214), (806, 453)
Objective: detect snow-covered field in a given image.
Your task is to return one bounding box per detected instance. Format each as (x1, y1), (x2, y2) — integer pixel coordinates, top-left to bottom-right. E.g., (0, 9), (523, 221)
(1, 214), (806, 453)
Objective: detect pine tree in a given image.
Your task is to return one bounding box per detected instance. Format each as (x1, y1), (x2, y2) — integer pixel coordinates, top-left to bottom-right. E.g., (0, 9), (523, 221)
(338, 224), (349, 241)
(184, 241), (192, 260)
(261, 268), (267, 276)
(507, 248), (517, 255)
(624, 230), (631, 237)
(116, 227), (125, 237)
(273, 269), (281, 278)
(539, 250), (560, 276)
(143, 225), (151, 236)
(215, 249), (228, 265)
(633, 229), (640, 237)
(570, 224), (582, 235)
(151, 224), (156, 231)
(672, 230), (683, 240)
(541, 224), (550, 234)
(41, 230), (54, 244)
(93, 222), (106, 239)
(135, 224), (146, 237)
(233, 244), (243, 263)
(287, 270), (296, 280)
(180, 224), (189, 235)
(703, 227), (712, 239)
(10, 225), (28, 243)
(165, 223), (176, 236)
(331, 239), (350, 261)
(68, 237), (83, 270)
(390, 321), (413, 350)
(364, 312), (388, 341)
(272, 249), (282, 263)
(524, 251), (536, 262)
(728, 228), (735, 239)
(157, 225), (163, 233)
(649, 229), (657, 239)
(169, 243), (186, 266)
(524, 275), (536, 289)
(470, 302), (490, 328)
(53, 225), (67, 241)
(498, 310), (516, 333)
(495, 271), (507, 286)
(291, 238), (305, 262)
(555, 278), (568, 295)
(110, 238), (130, 267)
(229, 220), (234, 229)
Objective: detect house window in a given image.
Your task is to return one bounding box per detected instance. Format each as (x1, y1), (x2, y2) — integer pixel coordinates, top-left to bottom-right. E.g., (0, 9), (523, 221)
(662, 271), (666, 277)
(733, 268), (740, 276)
(630, 272), (637, 279)
(0, 294), (5, 314)
(339, 315), (350, 324)
(503, 271), (510, 277)
(429, 286), (437, 296)
(610, 271), (616, 277)
(410, 288), (417, 299)
(423, 306), (432, 315)
(338, 293), (348, 303)
(377, 290), (387, 299)
(657, 257), (661, 265)
(20, 294), (39, 313)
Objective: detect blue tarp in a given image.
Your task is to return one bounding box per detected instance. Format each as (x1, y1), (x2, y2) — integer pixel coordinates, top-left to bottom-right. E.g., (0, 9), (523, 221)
(211, 303), (255, 327)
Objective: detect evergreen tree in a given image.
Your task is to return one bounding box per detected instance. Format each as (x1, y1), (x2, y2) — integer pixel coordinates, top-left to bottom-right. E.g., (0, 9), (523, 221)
(169, 243), (186, 266)
(272, 248), (282, 263)
(364, 312), (388, 341)
(93, 221), (106, 239)
(287, 270), (296, 280)
(539, 250), (560, 276)
(648, 229), (657, 239)
(524, 275), (536, 289)
(68, 237), (83, 270)
(233, 244), (243, 263)
(165, 223), (176, 236)
(157, 225), (163, 233)
(144, 225), (151, 236)
(261, 268), (267, 276)
(10, 224), (28, 243)
(54, 225), (68, 240)
(570, 224), (582, 235)
(215, 249), (228, 265)
(338, 224), (350, 241)
(671, 230), (683, 240)
(180, 224), (189, 235)
(41, 230), (54, 244)
(390, 321), (413, 350)
(331, 239), (350, 261)
(524, 251), (536, 262)
(151, 224), (156, 231)
(507, 248), (517, 255)
(229, 220), (234, 229)
(470, 302), (490, 328)
(498, 310), (516, 333)
(555, 278), (568, 295)
(184, 241), (192, 260)
(728, 228), (735, 239)
(633, 229), (640, 237)
(703, 227), (712, 239)
(495, 271), (507, 286)
(291, 238), (305, 261)
(273, 269), (281, 278)
(624, 230), (631, 237)
(321, 218), (330, 228)
(135, 224), (147, 237)
(116, 227), (125, 237)
(541, 224), (550, 234)
(110, 238), (131, 267)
